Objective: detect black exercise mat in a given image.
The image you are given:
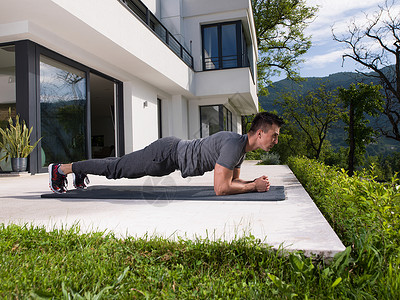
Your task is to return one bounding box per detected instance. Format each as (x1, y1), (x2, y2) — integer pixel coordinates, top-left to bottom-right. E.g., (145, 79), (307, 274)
(41, 185), (285, 201)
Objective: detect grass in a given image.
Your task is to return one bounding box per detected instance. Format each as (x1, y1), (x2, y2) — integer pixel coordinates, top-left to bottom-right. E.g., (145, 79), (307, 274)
(1, 156), (399, 298)
(2, 223), (350, 299)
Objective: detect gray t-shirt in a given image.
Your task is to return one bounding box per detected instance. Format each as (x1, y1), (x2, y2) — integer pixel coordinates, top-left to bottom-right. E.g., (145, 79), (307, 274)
(177, 131), (248, 178)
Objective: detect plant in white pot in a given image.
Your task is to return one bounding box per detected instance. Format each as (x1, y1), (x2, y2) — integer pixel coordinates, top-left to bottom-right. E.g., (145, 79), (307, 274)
(0, 111), (41, 172)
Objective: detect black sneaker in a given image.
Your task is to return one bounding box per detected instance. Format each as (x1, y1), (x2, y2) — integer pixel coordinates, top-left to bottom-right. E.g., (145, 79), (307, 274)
(48, 163), (68, 194)
(73, 173), (90, 189)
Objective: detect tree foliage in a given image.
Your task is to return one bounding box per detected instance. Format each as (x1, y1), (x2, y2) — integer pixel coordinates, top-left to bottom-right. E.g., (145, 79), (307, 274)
(252, 0), (317, 94)
(278, 83), (344, 159)
(338, 83), (384, 176)
(269, 122), (309, 163)
(332, 0), (400, 142)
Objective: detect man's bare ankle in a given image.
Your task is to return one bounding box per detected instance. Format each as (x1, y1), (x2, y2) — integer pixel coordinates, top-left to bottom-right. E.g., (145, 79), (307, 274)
(59, 164), (72, 175)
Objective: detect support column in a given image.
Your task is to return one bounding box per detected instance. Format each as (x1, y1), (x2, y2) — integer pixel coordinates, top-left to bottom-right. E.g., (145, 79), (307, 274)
(15, 40), (38, 174)
(160, 0), (184, 44)
(171, 95), (188, 139)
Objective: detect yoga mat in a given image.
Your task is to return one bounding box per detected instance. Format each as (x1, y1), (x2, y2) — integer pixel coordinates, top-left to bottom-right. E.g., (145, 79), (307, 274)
(41, 185), (285, 201)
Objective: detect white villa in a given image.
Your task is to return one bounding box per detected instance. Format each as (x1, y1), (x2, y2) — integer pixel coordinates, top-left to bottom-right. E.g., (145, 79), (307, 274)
(0, 0), (258, 174)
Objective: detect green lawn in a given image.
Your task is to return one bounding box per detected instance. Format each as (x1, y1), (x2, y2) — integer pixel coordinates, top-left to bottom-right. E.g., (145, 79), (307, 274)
(1, 223), (350, 299)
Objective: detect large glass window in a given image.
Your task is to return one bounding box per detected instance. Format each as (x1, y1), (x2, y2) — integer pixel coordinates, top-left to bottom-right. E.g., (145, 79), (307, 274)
(200, 105), (233, 137)
(223, 106), (232, 131)
(200, 105), (220, 137)
(221, 24), (238, 68)
(40, 55), (87, 167)
(203, 26), (219, 70)
(202, 21), (249, 71)
(0, 45), (16, 172)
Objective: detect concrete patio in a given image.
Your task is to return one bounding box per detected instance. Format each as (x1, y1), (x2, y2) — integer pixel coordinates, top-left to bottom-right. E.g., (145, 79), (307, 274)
(0, 161), (345, 258)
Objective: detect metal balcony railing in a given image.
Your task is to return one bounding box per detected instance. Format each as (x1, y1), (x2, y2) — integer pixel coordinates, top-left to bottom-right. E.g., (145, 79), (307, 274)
(118, 0), (194, 68)
(204, 54), (254, 82)
(204, 54), (250, 70)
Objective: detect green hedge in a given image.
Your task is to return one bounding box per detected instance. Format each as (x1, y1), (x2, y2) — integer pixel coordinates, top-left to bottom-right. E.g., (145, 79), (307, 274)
(288, 156), (400, 298)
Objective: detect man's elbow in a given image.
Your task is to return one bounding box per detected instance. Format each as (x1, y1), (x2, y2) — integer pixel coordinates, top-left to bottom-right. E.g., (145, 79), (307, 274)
(214, 186), (229, 196)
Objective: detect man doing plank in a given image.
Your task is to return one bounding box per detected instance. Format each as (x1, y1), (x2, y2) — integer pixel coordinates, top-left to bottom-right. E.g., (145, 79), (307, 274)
(49, 112), (283, 196)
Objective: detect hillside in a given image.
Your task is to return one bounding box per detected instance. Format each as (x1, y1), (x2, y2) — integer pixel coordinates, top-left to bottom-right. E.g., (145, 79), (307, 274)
(260, 67), (399, 156)
(260, 69), (383, 112)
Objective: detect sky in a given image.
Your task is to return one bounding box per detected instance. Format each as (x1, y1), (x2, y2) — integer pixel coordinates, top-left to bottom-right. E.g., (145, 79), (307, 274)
(274, 0), (400, 82)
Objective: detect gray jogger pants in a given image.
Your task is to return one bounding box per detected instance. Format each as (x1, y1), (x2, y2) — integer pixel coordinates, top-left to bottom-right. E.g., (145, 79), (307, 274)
(71, 137), (181, 179)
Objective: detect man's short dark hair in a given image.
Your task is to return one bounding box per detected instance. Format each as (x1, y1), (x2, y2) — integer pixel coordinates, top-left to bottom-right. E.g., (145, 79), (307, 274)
(249, 112), (284, 133)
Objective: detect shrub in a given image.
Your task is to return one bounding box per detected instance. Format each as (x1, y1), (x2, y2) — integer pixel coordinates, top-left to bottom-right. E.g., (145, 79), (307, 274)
(287, 156), (400, 298)
(259, 152), (281, 165)
(245, 148), (264, 160)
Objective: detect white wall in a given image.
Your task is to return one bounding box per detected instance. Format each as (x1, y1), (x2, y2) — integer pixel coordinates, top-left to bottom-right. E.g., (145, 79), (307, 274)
(188, 100), (200, 139)
(171, 95), (188, 139)
(160, 0), (184, 45)
(123, 78), (192, 152)
(123, 79), (160, 152)
(0, 0), (194, 97)
(141, 0), (158, 15)
(183, 0), (249, 17)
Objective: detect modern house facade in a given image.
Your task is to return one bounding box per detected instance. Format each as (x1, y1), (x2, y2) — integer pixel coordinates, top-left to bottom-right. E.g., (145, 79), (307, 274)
(0, 0), (258, 174)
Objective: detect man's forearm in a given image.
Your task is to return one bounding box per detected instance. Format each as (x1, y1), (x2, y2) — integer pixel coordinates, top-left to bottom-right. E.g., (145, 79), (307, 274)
(219, 176), (270, 195)
(216, 180), (257, 195)
(213, 164), (269, 195)
(232, 178), (255, 185)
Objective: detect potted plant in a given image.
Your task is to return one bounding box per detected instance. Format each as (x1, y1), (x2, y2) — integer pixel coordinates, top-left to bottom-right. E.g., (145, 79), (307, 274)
(0, 110), (41, 172)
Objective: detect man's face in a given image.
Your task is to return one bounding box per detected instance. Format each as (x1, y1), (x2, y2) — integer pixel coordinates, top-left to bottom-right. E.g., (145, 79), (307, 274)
(258, 124), (280, 152)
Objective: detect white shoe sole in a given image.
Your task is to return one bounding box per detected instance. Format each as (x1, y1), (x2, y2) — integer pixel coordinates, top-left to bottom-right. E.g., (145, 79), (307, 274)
(48, 164), (66, 194)
(72, 173), (89, 189)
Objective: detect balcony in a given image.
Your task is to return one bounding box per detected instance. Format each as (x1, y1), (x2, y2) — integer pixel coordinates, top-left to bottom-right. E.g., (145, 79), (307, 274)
(118, 0), (194, 68)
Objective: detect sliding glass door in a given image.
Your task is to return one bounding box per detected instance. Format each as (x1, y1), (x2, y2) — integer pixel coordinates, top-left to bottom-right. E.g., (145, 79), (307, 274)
(39, 55), (87, 167)
(0, 40), (123, 173)
(90, 72), (117, 159)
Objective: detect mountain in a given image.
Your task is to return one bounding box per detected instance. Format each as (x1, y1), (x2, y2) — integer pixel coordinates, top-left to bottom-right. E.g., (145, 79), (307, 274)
(259, 69), (387, 112)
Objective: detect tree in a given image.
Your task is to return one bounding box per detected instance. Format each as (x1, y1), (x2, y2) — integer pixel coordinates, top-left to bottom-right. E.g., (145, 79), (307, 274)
(338, 83), (384, 176)
(252, 0), (317, 94)
(278, 83), (344, 159)
(269, 122), (309, 163)
(332, 0), (400, 142)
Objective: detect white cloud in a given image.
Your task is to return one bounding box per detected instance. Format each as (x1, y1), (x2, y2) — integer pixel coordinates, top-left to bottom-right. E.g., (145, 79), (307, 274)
(303, 49), (345, 68)
(272, 0), (400, 80)
(305, 0), (397, 43)
(308, 0), (383, 20)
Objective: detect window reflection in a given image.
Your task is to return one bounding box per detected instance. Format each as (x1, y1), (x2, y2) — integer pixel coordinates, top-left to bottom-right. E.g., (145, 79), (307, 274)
(0, 45), (16, 127)
(202, 21), (248, 71)
(200, 105), (219, 137)
(221, 24), (238, 68)
(200, 105), (233, 137)
(203, 26), (219, 70)
(0, 45), (16, 172)
(40, 55), (87, 167)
